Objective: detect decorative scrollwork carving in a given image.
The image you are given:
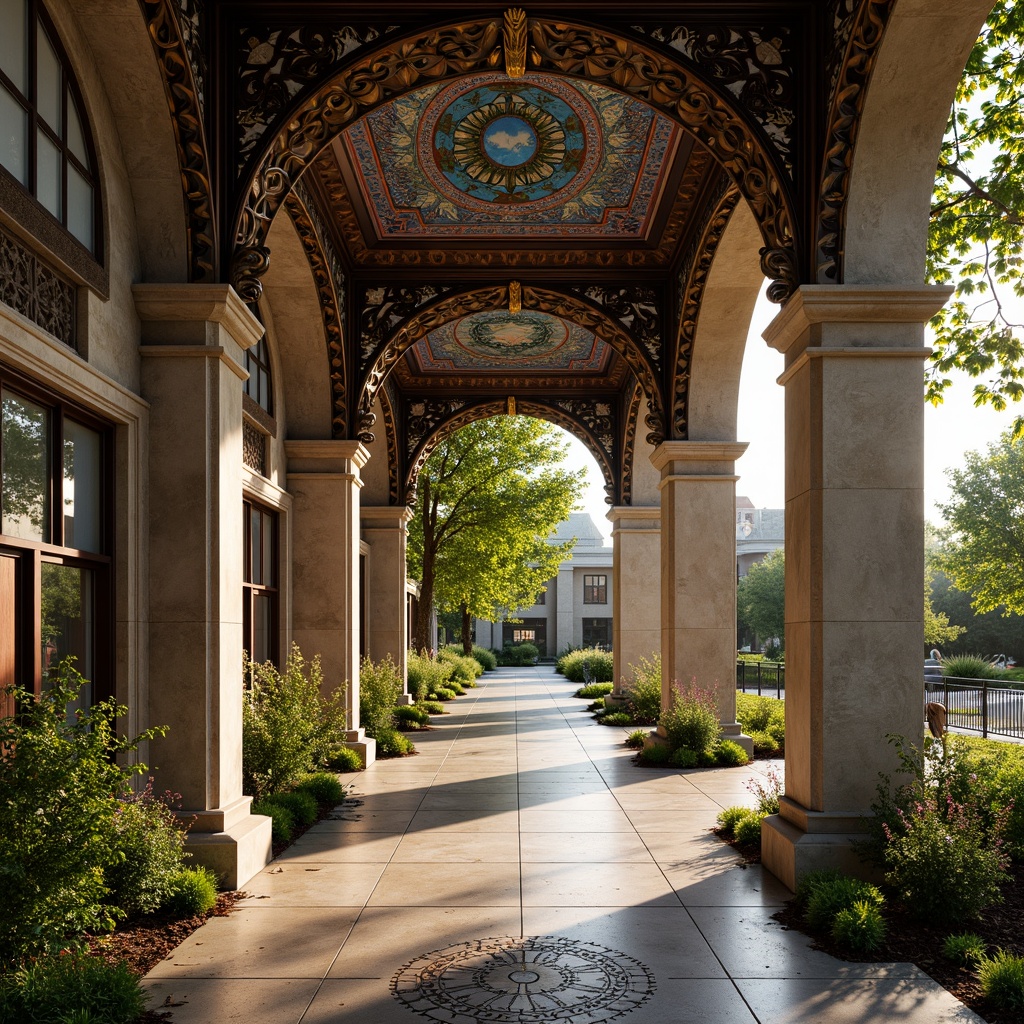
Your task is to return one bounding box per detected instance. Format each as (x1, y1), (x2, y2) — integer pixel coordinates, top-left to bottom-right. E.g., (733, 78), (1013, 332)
(242, 420), (267, 475)
(504, 9), (528, 77)
(359, 285), (453, 367)
(672, 179), (741, 438)
(0, 224), (76, 349)
(816, 0), (895, 283)
(621, 382), (643, 506)
(570, 285), (662, 373)
(139, 0), (216, 282)
(283, 180), (348, 438)
(230, 17), (797, 302)
(632, 22), (796, 175)
(406, 398), (468, 458)
(379, 381), (401, 506)
(552, 398), (616, 464)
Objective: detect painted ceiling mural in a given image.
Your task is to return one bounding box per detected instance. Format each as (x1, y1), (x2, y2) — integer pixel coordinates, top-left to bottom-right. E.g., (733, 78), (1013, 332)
(410, 311), (611, 374)
(340, 73), (680, 238)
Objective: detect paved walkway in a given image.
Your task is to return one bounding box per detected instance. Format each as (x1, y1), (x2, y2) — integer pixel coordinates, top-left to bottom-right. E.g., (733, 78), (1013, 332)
(144, 665), (982, 1023)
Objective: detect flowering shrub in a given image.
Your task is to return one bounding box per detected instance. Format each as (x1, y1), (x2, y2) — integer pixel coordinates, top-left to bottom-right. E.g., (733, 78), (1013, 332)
(746, 765), (783, 816)
(659, 679), (720, 754)
(623, 655), (661, 725)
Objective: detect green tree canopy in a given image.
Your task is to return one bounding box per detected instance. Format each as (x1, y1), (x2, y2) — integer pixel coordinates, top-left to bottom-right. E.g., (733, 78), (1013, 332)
(407, 416), (586, 652)
(737, 548), (785, 652)
(928, 0), (1024, 418)
(936, 429), (1024, 614)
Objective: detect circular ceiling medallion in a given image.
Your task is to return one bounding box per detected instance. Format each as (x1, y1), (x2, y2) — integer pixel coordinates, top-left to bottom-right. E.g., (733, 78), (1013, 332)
(455, 311), (569, 361)
(422, 74), (600, 212)
(391, 935), (655, 1023)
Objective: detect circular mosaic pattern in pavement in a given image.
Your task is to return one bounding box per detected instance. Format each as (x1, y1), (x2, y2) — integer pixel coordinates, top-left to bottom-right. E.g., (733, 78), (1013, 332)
(422, 73), (599, 211)
(391, 935), (655, 1023)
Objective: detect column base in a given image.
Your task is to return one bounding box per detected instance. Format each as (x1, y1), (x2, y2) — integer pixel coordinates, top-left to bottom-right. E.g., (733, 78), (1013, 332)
(604, 691), (629, 710)
(761, 797), (879, 892)
(720, 721), (754, 756)
(345, 728), (377, 767)
(396, 693), (414, 706)
(185, 811), (273, 890)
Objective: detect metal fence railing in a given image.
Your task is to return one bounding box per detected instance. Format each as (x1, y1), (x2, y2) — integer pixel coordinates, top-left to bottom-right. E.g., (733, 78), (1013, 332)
(925, 677), (1024, 740)
(736, 660), (785, 698)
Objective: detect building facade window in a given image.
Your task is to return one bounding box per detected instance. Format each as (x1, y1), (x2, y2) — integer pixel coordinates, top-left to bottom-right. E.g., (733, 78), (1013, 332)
(0, 367), (111, 716)
(582, 617), (612, 648)
(244, 336), (273, 415)
(0, 0), (99, 253)
(503, 618), (547, 657)
(583, 574), (607, 604)
(243, 499), (277, 667)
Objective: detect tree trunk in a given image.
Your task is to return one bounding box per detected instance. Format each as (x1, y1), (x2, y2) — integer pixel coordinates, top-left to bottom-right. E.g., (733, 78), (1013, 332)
(461, 603), (473, 656)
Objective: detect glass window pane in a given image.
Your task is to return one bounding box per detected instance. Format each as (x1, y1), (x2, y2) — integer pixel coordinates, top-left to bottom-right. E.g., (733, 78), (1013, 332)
(36, 25), (61, 133)
(2, 389), (49, 542)
(36, 128), (61, 218)
(253, 593), (271, 665)
(262, 511), (273, 587)
(0, 84), (27, 184)
(0, 0), (28, 95)
(41, 563), (94, 716)
(67, 164), (92, 250)
(250, 506), (262, 585)
(258, 368), (269, 410)
(66, 92), (87, 164)
(63, 419), (101, 552)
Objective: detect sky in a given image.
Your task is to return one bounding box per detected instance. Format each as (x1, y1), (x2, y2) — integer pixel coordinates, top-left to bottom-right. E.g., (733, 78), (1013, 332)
(566, 284), (1021, 537)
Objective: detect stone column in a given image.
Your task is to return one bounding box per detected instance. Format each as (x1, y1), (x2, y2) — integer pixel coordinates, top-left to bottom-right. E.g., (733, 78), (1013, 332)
(135, 284), (272, 890)
(361, 505), (412, 698)
(652, 442), (750, 751)
(286, 440), (375, 766)
(760, 285), (947, 891)
(556, 566), (575, 654)
(608, 506), (661, 701)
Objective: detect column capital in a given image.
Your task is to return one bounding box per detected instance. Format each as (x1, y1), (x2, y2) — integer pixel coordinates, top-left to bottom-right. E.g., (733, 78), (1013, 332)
(133, 283), (263, 350)
(284, 440), (370, 475)
(607, 505), (661, 529)
(764, 284), (952, 360)
(361, 505), (414, 527)
(650, 441), (748, 476)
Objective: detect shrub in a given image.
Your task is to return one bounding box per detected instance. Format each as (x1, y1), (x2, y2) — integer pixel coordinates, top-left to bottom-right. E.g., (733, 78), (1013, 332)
(445, 679), (466, 696)
(804, 875), (884, 931)
(359, 655), (402, 740)
(104, 782), (186, 916)
(746, 765), (783, 815)
(600, 712), (633, 726)
(252, 799), (294, 843)
(375, 726), (414, 757)
(296, 772), (345, 807)
(243, 646), (348, 799)
(637, 743), (672, 766)
(500, 642), (540, 666)
(262, 789), (318, 827)
(439, 648), (483, 682)
(625, 729), (647, 749)
(575, 682), (614, 698)
(165, 866), (219, 916)
(0, 950), (145, 1024)
(557, 647), (614, 682)
(622, 654), (662, 725)
(832, 900), (887, 953)
(943, 653), (1000, 680)
(748, 729), (783, 756)
(470, 646), (497, 671)
(883, 798), (1007, 924)
(668, 747), (699, 768)
(736, 693), (785, 753)
(0, 660), (166, 967)
(407, 651), (454, 702)
(732, 811), (764, 846)
(395, 704), (431, 729)
(943, 932), (986, 966)
(795, 869), (843, 909)
(659, 679), (720, 754)
(588, 699), (606, 711)
(324, 746), (363, 772)
(433, 687), (457, 701)
(417, 700), (446, 716)
(715, 740), (750, 767)
(717, 805), (751, 837)
(978, 950), (1024, 1010)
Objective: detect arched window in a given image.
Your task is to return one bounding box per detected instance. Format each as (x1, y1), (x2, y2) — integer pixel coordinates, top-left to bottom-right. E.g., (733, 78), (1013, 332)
(244, 336), (273, 416)
(0, 0), (99, 253)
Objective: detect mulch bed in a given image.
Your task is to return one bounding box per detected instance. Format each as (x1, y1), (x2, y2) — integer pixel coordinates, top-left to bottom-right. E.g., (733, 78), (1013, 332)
(772, 861), (1024, 1024)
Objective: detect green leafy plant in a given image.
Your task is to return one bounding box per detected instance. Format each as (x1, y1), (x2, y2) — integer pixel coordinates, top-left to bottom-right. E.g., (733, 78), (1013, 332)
(715, 740), (750, 767)
(736, 693), (785, 754)
(978, 949), (1024, 1010)
(943, 932), (986, 966)
(165, 866), (219, 916)
(433, 687), (457, 701)
(625, 729), (647, 749)
(659, 679), (720, 755)
(359, 655), (403, 740)
(251, 799), (294, 844)
(0, 659), (167, 967)
(394, 704), (431, 729)
(324, 746), (363, 772)
(469, 646), (497, 671)
(417, 700), (446, 716)
(499, 642), (540, 666)
(407, 651), (455, 702)
(557, 647), (614, 682)
(668, 747), (698, 768)
(804, 875), (884, 931)
(445, 679), (466, 696)
(716, 805), (751, 837)
(637, 743), (672, 766)
(600, 712), (633, 726)
(296, 772), (345, 807)
(104, 781), (186, 916)
(588, 698), (606, 711)
(942, 653), (1001, 680)
(243, 646), (348, 799)
(0, 950), (145, 1024)
(575, 682), (614, 698)
(831, 900), (887, 954)
(261, 789), (319, 828)
(439, 649), (482, 683)
(732, 810), (764, 845)
(623, 654), (662, 725)
(374, 726), (414, 757)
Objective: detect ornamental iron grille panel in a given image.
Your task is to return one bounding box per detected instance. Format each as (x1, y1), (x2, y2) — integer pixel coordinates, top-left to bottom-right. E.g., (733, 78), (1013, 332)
(0, 225), (76, 350)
